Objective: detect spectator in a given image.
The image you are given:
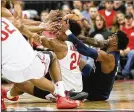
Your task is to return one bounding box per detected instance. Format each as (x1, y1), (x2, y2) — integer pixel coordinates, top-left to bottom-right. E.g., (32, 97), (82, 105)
(126, 4), (134, 18)
(125, 0), (134, 7)
(122, 14), (134, 50)
(40, 10), (49, 22)
(73, 1), (82, 11)
(88, 6), (98, 34)
(99, 1), (116, 30)
(81, 1), (91, 24)
(62, 4), (71, 12)
(119, 13), (134, 78)
(111, 11), (125, 33)
(113, 1), (126, 14)
(90, 14), (112, 41)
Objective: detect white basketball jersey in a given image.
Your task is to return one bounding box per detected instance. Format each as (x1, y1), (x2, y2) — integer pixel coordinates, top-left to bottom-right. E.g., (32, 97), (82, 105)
(59, 41), (83, 92)
(2, 17), (36, 71)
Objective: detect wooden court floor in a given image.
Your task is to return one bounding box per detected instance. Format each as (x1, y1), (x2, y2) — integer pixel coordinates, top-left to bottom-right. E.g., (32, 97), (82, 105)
(3, 80), (134, 111)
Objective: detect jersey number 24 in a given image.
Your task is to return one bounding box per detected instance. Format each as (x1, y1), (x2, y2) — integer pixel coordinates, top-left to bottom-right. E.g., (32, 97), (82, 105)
(70, 53), (80, 70)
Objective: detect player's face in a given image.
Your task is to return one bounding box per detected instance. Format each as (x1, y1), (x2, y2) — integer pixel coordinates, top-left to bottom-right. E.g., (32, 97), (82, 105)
(107, 34), (118, 47)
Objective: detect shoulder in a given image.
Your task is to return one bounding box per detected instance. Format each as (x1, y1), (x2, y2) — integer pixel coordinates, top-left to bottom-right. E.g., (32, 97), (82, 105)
(98, 50), (115, 62)
(2, 7), (13, 18)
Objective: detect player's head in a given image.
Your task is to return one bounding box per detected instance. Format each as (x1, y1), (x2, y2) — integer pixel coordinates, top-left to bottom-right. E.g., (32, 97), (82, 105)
(107, 30), (129, 50)
(2, 0), (12, 9)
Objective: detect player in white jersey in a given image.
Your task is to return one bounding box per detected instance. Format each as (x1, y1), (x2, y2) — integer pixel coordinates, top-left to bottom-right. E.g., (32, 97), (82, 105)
(2, 17), (40, 82)
(1, 17), (80, 110)
(31, 12), (88, 102)
(38, 13), (83, 92)
(59, 41), (82, 92)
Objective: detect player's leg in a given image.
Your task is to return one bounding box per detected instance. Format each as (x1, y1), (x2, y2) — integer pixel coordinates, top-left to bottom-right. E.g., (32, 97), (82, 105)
(48, 51), (65, 97)
(4, 51), (80, 109)
(30, 51), (81, 108)
(2, 85), (22, 101)
(31, 58), (90, 101)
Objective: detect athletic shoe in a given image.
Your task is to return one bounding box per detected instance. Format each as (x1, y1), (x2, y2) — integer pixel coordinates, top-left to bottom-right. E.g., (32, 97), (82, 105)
(56, 96), (80, 109)
(2, 88), (19, 101)
(1, 92), (6, 111)
(66, 90), (88, 101)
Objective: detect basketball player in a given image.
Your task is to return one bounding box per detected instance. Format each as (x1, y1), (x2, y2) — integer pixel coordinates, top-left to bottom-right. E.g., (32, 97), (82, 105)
(32, 12), (89, 101)
(65, 29), (129, 101)
(1, 17), (81, 110)
(3, 11), (88, 102)
(30, 12), (127, 102)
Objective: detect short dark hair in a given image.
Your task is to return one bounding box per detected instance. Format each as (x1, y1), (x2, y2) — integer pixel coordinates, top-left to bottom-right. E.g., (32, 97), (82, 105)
(116, 30), (129, 50)
(5, 0), (11, 9)
(69, 19), (82, 36)
(125, 13), (133, 19)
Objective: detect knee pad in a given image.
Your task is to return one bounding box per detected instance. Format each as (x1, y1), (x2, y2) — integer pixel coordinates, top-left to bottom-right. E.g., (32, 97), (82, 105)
(33, 86), (49, 99)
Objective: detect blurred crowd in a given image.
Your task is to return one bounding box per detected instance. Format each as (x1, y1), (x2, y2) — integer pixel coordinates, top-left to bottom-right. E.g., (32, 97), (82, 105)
(2, 0), (134, 84)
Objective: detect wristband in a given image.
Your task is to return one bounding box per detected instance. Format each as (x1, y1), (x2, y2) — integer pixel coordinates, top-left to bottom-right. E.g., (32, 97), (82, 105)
(65, 30), (72, 36)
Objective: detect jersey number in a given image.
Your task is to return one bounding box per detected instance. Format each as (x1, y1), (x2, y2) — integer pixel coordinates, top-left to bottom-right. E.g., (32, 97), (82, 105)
(2, 21), (16, 41)
(70, 53), (80, 70)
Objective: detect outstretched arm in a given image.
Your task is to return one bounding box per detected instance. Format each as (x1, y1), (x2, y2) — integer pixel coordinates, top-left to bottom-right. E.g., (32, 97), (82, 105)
(77, 35), (108, 49)
(12, 0), (22, 18)
(66, 30), (98, 60)
(66, 30), (115, 73)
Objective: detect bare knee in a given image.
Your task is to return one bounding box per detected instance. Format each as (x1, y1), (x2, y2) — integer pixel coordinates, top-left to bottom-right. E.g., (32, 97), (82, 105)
(14, 82), (26, 89)
(14, 81), (34, 95)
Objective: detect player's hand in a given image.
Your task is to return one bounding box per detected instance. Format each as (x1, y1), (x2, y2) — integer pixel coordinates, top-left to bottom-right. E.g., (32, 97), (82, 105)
(31, 33), (41, 43)
(47, 22), (62, 36)
(12, 17), (24, 30)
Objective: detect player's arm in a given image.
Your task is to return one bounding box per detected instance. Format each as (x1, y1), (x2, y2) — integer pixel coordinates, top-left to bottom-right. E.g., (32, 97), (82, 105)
(12, 0), (22, 18)
(66, 30), (98, 60)
(41, 37), (67, 52)
(2, 7), (14, 20)
(77, 35), (108, 48)
(97, 50), (115, 74)
(24, 25), (48, 32)
(22, 19), (41, 26)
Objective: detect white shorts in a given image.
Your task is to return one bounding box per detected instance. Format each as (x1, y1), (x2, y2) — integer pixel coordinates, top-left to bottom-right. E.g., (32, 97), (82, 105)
(2, 51), (51, 83)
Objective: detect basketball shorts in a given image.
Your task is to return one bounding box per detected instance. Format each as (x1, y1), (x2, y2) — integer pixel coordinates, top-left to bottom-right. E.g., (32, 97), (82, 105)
(2, 51), (52, 83)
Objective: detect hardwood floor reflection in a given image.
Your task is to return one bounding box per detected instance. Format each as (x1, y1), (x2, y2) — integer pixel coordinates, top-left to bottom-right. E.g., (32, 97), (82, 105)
(3, 80), (134, 111)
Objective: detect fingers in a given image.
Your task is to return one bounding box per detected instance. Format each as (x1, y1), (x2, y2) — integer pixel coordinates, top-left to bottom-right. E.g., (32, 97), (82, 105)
(31, 33), (42, 43)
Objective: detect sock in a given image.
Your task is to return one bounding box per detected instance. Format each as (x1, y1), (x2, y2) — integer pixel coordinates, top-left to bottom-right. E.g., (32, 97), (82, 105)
(7, 91), (14, 99)
(45, 94), (56, 101)
(33, 86), (50, 99)
(53, 81), (65, 97)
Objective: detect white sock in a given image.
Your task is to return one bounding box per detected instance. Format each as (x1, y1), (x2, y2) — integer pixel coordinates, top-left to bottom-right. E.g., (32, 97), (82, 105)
(53, 81), (65, 97)
(7, 91), (14, 99)
(45, 94), (56, 101)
